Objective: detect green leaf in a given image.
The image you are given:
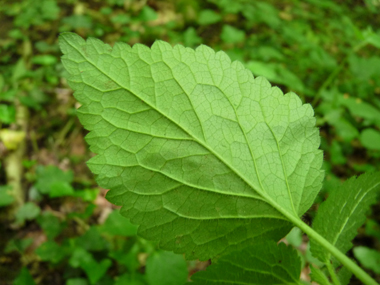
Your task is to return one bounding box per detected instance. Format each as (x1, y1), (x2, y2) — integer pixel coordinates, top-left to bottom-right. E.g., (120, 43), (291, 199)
(99, 210), (138, 236)
(324, 110), (359, 142)
(75, 227), (108, 251)
(114, 273), (146, 285)
(305, 242), (324, 267)
(0, 104), (16, 124)
(31, 54), (57, 66)
(246, 61), (304, 92)
(244, 2), (280, 28)
(349, 55), (380, 81)
(0, 73), (4, 91)
(360, 128), (380, 150)
(73, 188), (99, 202)
(182, 27), (202, 47)
(311, 172), (380, 264)
(146, 251), (188, 285)
(68, 204), (96, 220)
(35, 165), (73, 195)
(190, 242), (301, 284)
(13, 267), (36, 285)
(246, 61), (278, 82)
(198, 9), (222, 25)
(15, 202), (41, 224)
(362, 27), (380, 48)
(37, 211), (65, 239)
(365, 219), (380, 240)
(339, 97), (380, 126)
(286, 227), (303, 247)
(62, 15), (93, 29)
(209, 0), (242, 13)
(36, 241), (68, 263)
(49, 182), (75, 197)
(12, 59), (27, 83)
(337, 266), (353, 285)
(138, 6), (157, 22)
(330, 140), (346, 165)
(69, 247), (112, 285)
(66, 278), (89, 285)
(0, 185), (15, 207)
(353, 246), (380, 274)
(5, 238), (33, 254)
(59, 33), (323, 260)
(109, 242), (140, 271)
(221, 24), (245, 44)
(310, 265), (331, 285)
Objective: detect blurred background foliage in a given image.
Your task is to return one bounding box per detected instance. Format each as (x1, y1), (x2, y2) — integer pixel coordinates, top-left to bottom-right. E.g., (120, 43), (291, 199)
(0, 0), (380, 284)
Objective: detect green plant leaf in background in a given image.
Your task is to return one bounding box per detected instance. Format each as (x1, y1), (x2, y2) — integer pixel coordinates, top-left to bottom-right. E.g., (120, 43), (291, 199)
(310, 265), (331, 285)
(138, 6), (158, 22)
(69, 247), (112, 285)
(0, 185), (15, 207)
(339, 96), (380, 126)
(197, 9), (222, 25)
(311, 172), (380, 264)
(353, 246), (380, 274)
(365, 219), (380, 240)
(31, 54), (58, 66)
(0, 104), (16, 124)
(221, 24), (245, 44)
(246, 61), (305, 93)
(13, 267), (36, 285)
(360, 128), (380, 150)
(66, 278), (89, 285)
(15, 202), (41, 224)
(36, 240), (68, 264)
(99, 210), (138, 236)
(190, 241), (301, 284)
(114, 273), (146, 285)
(286, 227), (303, 248)
(182, 27), (202, 48)
(59, 32), (323, 260)
(75, 226), (108, 251)
(5, 238), (33, 254)
(146, 251), (188, 285)
(35, 165), (74, 197)
(337, 266), (354, 285)
(37, 211), (65, 239)
(311, 263), (352, 285)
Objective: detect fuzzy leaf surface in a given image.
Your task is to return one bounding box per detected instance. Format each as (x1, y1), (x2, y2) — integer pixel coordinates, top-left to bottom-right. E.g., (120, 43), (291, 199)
(59, 32), (323, 260)
(190, 242), (301, 285)
(311, 172), (380, 263)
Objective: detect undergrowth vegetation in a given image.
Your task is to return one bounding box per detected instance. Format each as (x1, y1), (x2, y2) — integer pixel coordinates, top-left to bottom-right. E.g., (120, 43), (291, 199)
(1, 1), (380, 284)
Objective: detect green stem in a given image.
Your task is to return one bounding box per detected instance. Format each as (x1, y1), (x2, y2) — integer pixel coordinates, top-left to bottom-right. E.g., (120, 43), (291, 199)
(286, 215), (378, 285)
(326, 261), (340, 285)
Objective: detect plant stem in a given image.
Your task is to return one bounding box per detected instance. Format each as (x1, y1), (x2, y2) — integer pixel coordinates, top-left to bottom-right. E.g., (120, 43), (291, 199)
(5, 104), (28, 222)
(286, 214), (378, 285)
(326, 261), (340, 285)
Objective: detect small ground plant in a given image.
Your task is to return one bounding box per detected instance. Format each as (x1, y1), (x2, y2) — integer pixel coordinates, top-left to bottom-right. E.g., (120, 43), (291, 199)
(60, 32), (380, 285)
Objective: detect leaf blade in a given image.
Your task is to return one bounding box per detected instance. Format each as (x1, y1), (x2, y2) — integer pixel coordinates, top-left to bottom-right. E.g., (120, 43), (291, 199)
(60, 32), (323, 260)
(190, 242), (301, 285)
(311, 172), (380, 263)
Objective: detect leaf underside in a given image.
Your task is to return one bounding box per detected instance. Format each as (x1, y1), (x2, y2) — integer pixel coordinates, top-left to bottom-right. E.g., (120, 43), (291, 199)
(190, 241), (301, 285)
(59, 32), (323, 260)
